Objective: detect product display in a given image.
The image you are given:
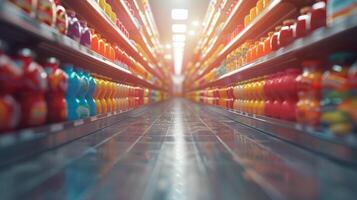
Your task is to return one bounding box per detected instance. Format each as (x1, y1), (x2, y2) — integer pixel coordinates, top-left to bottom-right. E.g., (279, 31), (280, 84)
(2, 0), (357, 199)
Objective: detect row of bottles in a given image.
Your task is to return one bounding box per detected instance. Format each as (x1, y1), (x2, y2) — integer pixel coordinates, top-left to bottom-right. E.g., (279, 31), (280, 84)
(187, 51), (357, 136)
(8, 0), (149, 78)
(0, 42), (165, 133)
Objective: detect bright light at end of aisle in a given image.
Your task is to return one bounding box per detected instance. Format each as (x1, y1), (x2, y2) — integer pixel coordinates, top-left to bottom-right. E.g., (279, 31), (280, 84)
(165, 44), (172, 49)
(172, 24), (187, 33)
(192, 20), (200, 26)
(164, 54), (172, 60)
(172, 34), (186, 42)
(188, 30), (196, 36)
(173, 48), (184, 75)
(171, 9), (188, 20)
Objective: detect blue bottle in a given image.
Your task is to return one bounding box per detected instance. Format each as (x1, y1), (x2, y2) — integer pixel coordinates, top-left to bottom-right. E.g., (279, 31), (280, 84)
(84, 71), (96, 116)
(63, 64), (80, 121)
(75, 68), (90, 119)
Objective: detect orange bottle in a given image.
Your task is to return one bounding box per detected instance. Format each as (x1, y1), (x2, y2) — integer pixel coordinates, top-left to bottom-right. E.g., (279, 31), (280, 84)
(100, 80), (109, 114)
(256, 0), (264, 14)
(103, 39), (110, 59)
(90, 29), (99, 53)
(93, 78), (102, 114)
(98, 35), (105, 56)
(264, 32), (273, 55)
(250, 7), (257, 22)
(263, 0), (271, 8)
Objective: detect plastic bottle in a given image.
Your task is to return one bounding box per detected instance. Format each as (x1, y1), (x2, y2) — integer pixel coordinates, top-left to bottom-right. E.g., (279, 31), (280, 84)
(67, 10), (82, 42)
(36, 0), (56, 26)
(0, 41), (21, 132)
(63, 64), (80, 120)
(14, 48), (48, 127)
(54, 0), (68, 35)
(44, 57), (68, 123)
(80, 20), (91, 48)
(75, 68), (90, 119)
(321, 52), (357, 135)
(85, 71), (96, 116)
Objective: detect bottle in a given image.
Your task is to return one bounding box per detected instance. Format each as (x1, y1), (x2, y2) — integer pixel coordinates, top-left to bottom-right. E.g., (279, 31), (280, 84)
(54, 0), (68, 34)
(36, 0), (56, 26)
(93, 77), (103, 114)
(296, 60), (323, 126)
(278, 19), (296, 47)
(309, 0), (327, 31)
(67, 10), (82, 42)
(44, 57), (68, 123)
(294, 7), (312, 39)
(63, 64), (80, 120)
(14, 48), (48, 127)
(0, 41), (21, 132)
(321, 52), (357, 135)
(85, 71), (96, 116)
(347, 59), (357, 126)
(90, 28), (99, 53)
(80, 20), (91, 48)
(75, 68), (90, 119)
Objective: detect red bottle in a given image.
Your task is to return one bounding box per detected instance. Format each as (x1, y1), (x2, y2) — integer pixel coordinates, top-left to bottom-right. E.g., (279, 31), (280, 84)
(293, 7), (312, 38)
(0, 42), (22, 132)
(14, 48), (48, 128)
(281, 68), (301, 100)
(44, 57), (68, 123)
(309, 1), (327, 31)
(281, 99), (297, 121)
(278, 19), (295, 47)
(270, 26), (281, 51)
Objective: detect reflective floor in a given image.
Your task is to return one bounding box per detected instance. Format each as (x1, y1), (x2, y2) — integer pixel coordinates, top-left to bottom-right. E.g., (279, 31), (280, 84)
(1, 99), (357, 200)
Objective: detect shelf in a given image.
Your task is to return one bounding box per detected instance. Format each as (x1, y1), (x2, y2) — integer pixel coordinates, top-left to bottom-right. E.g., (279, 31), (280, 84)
(191, 0), (297, 82)
(0, 2), (163, 90)
(61, 0), (165, 83)
(188, 12), (357, 91)
(112, 0), (158, 65)
(0, 104), (155, 167)
(205, 105), (357, 165)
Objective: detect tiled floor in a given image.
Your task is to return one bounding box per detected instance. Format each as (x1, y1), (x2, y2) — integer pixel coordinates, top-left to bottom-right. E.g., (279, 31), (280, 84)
(1, 99), (357, 200)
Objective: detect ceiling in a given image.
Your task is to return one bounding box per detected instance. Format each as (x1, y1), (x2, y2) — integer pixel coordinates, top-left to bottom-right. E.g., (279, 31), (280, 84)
(150, 0), (210, 73)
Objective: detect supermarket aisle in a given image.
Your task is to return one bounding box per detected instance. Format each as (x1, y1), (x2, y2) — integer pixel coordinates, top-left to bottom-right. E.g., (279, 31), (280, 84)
(1, 99), (357, 200)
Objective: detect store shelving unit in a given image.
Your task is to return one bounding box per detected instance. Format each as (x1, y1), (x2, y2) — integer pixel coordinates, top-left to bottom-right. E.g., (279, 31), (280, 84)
(185, 0), (357, 164)
(0, 1), (167, 90)
(189, 12), (357, 91)
(62, 0), (166, 83)
(207, 106), (357, 165)
(187, 0), (297, 84)
(0, 104), (153, 167)
(0, 1), (169, 167)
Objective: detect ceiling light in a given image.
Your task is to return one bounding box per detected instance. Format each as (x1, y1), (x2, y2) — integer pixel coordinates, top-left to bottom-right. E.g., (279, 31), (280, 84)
(192, 20), (200, 26)
(188, 31), (196, 36)
(172, 24), (187, 33)
(164, 54), (172, 60)
(171, 9), (188, 20)
(173, 42), (185, 48)
(172, 34), (186, 42)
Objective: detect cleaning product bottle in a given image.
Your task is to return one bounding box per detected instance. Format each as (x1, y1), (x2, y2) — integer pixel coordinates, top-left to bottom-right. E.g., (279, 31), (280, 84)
(0, 40), (21, 132)
(44, 57), (68, 123)
(14, 48), (48, 127)
(75, 68), (90, 119)
(63, 64), (80, 120)
(85, 71), (96, 116)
